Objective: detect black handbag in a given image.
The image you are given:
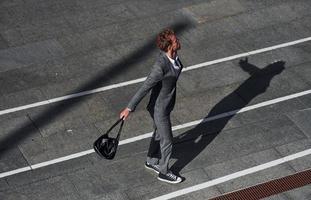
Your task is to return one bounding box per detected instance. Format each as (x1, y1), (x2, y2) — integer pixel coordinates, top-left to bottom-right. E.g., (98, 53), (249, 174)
(93, 118), (124, 159)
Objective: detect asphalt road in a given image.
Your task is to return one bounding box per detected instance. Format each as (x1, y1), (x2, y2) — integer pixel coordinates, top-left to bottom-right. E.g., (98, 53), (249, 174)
(0, 0), (311, 199)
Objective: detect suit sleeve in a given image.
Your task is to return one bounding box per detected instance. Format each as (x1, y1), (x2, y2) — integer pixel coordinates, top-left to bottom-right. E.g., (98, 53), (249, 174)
(127, 63), (164, 112)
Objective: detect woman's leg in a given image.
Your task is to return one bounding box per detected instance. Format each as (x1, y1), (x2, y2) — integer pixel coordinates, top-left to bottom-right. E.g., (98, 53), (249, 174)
(154, 114), (173, 174)
(146, 111), (161, 165)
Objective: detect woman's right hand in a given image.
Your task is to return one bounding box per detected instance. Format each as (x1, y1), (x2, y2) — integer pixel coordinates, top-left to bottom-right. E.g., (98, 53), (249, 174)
(120, 108), (131, 120)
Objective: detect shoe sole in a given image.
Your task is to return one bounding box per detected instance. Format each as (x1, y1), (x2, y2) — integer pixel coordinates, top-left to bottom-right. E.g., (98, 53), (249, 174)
(145, 165), (159, 174)
(157, 176), (182, 184)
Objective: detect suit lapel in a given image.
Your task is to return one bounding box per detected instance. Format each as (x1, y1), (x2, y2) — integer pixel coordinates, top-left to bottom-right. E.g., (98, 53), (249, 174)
(160, 51), (182, 77)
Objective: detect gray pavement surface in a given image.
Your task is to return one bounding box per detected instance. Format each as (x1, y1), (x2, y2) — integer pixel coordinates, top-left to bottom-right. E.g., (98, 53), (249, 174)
(1, 0), (311, 199)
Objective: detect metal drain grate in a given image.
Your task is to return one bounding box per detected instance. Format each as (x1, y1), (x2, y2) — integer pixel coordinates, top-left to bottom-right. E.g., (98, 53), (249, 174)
(210, 169), (311, 200)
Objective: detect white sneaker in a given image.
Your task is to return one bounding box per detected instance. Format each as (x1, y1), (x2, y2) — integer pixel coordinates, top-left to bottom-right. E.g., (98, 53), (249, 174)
(145, 162), (160, 174)
(158, 171), (182, 184)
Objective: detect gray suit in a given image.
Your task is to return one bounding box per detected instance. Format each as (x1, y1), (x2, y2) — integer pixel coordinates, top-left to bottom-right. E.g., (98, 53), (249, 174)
(127, 51), (183, 174)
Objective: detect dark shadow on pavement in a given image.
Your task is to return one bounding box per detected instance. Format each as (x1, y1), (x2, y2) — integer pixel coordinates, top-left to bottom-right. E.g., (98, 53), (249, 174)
(0, 21), (194, 158)
(171, 58), (285, 178)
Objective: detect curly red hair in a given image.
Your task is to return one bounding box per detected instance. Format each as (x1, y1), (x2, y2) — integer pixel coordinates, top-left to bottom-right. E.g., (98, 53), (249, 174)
(156, 28), (175, 52)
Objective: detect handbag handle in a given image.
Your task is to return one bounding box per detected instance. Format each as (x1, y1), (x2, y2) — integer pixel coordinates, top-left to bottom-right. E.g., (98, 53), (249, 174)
(105, 118), (124, 140)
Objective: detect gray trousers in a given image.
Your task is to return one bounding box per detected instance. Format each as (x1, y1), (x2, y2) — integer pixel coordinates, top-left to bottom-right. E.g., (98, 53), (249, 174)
(146, 112), (173, 174)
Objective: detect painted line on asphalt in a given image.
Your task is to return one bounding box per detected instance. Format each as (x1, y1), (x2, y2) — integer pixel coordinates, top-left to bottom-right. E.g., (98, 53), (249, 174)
(151, 148), (311, 200)
(1, 36), (311, 116)
(182, 36), (311, 72)
(1, 89), (311, 179)
(0, 166), (32, 178)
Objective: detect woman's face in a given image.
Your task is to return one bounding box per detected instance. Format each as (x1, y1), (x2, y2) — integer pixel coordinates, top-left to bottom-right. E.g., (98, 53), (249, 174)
(169, 34), (181, 51)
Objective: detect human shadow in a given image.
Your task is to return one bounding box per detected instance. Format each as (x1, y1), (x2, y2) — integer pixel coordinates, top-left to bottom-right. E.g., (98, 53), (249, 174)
(171, 58), (285, 176)
(0, 21), (194, 157)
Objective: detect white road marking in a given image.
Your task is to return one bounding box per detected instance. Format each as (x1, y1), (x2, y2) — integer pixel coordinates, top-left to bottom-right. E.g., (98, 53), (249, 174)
(182, 36), (311, 72)
(0, 89), (311, 178)
(1, 37), (311, 116)
(30, 149), (95, 170)
(0, 166), (31, 178)
(150, 148), (311, 200)
(0, 77), (147, 116)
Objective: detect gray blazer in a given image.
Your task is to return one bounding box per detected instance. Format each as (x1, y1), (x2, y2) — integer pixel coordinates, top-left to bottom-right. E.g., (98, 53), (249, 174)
(127, 51), (183, 115)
